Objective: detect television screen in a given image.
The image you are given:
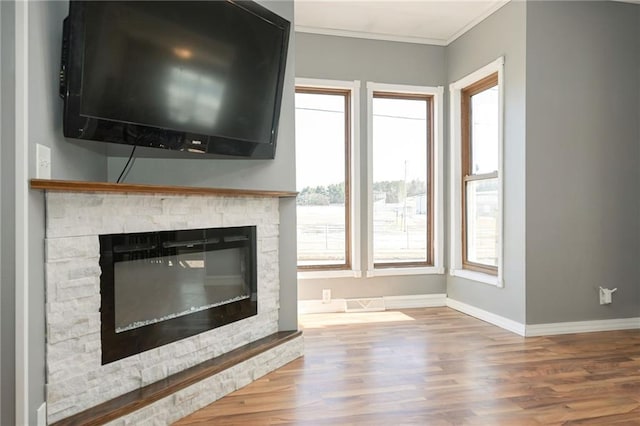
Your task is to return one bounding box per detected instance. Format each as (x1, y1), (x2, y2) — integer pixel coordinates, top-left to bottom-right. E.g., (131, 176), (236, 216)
(61, 1), (290, 158)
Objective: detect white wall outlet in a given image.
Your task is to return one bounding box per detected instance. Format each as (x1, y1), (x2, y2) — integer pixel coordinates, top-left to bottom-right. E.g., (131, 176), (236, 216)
(36, 144), (51, 179)
(599, 287), (617, 305)
(322, 289), (331, 304)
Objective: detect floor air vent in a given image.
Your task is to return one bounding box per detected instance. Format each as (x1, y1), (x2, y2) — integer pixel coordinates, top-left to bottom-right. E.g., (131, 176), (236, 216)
(345, 298), (386, 312)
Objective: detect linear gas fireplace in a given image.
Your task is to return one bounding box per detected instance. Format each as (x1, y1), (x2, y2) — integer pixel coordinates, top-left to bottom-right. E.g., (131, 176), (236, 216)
(99, 226), (258, 364)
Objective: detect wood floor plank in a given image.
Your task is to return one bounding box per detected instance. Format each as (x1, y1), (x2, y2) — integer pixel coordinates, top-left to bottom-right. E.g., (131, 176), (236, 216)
(174, 308), (640, 425)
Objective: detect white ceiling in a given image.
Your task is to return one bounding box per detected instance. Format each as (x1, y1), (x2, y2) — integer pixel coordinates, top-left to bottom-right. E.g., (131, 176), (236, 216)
(294, 0), (511, 46)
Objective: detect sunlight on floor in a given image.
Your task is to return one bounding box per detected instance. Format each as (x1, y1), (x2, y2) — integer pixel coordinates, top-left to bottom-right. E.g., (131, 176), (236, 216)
(299, 311), (416, 328)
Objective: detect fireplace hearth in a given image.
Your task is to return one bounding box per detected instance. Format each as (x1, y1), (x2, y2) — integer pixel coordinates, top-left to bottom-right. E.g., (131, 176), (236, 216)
(100, 226), (258, 364)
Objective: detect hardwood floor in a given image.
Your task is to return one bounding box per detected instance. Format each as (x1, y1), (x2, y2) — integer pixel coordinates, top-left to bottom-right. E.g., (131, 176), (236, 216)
(174, 308), (640, 425)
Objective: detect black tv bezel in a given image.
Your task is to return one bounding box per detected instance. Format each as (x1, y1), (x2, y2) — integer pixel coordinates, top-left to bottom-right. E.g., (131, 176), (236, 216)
(60, 0), (290, 159)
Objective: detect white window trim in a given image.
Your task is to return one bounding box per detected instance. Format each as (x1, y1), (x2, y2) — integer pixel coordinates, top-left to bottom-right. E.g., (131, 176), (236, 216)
(449, 57), (505, 288)
(15, 2), (31, 424)
(365, 82), (444, 278)
(295, 78), (362, 280)
(297, 269), (362, 280)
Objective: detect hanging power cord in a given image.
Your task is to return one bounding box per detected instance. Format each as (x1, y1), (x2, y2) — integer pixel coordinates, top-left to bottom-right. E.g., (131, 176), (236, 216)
(116, 145), (137, 183)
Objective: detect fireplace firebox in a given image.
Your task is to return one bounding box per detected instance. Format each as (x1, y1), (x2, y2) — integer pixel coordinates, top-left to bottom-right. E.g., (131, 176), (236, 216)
(99, 226), (257, 364)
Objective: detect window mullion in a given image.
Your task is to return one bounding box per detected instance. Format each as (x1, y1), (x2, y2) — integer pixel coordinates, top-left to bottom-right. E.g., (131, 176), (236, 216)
(344, 91), (352, 268)
(464, 171), (498, 182)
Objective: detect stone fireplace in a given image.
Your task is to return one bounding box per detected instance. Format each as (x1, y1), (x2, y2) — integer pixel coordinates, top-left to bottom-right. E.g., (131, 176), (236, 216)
(39, 181), (302, 425)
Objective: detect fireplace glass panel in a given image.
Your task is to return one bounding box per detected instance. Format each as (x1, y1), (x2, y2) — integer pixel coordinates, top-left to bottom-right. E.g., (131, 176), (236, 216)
(99, 226), (258, 364)
(114, 247), (250, 333)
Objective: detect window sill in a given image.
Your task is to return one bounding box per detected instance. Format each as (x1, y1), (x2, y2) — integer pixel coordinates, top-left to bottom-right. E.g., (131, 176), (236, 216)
(450, 268), (501, 287)
(298, 266), (446, 279)
(366, 266), (444, 278)
(298, 269), (362, 280)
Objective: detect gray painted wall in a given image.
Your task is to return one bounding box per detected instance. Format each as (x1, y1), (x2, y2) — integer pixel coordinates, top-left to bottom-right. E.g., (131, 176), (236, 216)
(1, 2), (16, 424)
(296, 33), (445, 84)
(445, 1), (527, 323)
(106, 1), (298, 331)
(29, 0), (108, 181)
(295, 33), (447, 300)
(26, 1), (109, 422)
(525, 1), (640, 324)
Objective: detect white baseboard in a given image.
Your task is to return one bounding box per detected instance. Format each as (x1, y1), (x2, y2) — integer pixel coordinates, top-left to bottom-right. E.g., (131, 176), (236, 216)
(525, 317), (640, 337)
(37, 402), (46, 426)
(383, 294), (447, 309)
(298, 299), (346, 314)
(446, 298), (526, 336)
(298, 293), (447, 314)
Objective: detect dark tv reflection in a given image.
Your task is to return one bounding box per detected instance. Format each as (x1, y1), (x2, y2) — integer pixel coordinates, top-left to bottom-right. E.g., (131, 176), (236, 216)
(80, 1), (280, 143)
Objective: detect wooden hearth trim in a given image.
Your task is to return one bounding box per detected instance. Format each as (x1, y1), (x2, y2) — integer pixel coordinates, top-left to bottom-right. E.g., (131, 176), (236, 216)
(51, 330), (302, 426)
(30, 179), (297, 198)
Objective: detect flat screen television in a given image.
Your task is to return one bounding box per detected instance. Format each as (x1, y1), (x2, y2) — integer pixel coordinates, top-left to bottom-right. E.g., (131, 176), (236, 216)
(60, 1), (290, 158)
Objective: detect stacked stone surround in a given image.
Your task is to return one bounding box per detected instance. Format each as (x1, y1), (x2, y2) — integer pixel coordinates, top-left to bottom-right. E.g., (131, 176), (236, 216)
(44, 191), (302, 424)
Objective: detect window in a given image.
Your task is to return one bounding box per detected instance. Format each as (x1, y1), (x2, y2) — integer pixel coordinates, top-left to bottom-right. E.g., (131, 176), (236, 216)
(450, 57), (503, 286)
(295, 86), (351, 270)
(372, 93), (432, 267)
(461, 73), (499, 275)
(295, 80), (442, 278)
(367, 83), (444, 276)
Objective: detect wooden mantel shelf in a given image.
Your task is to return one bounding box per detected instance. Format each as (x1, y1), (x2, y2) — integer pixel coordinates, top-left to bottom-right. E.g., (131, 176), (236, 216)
(30, 179), (297, 198)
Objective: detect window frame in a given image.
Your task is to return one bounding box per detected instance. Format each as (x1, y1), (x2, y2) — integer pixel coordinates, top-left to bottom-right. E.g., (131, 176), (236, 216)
(295, 78), (361, 279)
(371, 92), (434, 269)
(461, 72), (499, 276)
(366, 82), (444, 277)
(449, 57), (504, 287)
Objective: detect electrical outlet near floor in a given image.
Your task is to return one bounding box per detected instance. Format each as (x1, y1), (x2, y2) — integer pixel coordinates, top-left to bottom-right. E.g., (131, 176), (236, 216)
(322, 289), (331, 304)
(599, 286), (617, 305)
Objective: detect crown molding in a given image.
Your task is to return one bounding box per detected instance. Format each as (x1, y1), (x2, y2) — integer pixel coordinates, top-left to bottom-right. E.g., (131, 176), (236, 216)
(296, 0), (512, 47)
(295, 25), (448, 46)
(446, 0), (511, 45)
